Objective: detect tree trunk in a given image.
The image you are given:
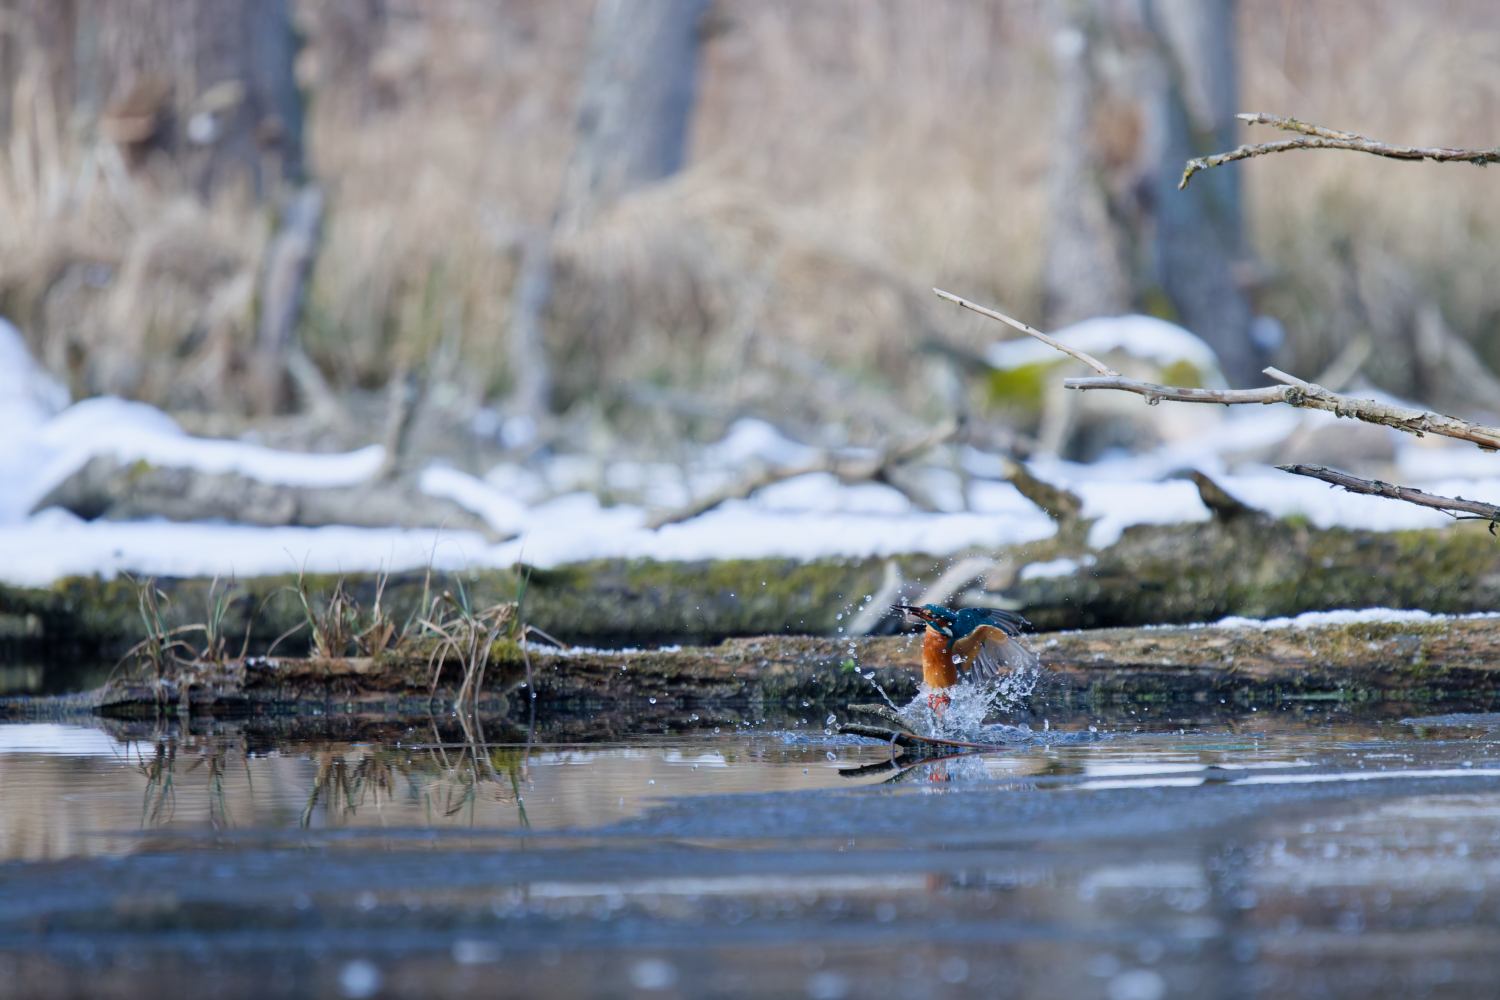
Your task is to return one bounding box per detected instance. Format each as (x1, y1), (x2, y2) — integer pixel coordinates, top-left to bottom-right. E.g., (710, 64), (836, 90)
(504, 0), (712, 433)
(1043, 0), (1261, 386)
(0, 0), (312, 413)
(555, 0), (713, 235)
(0, 0), (303, 198)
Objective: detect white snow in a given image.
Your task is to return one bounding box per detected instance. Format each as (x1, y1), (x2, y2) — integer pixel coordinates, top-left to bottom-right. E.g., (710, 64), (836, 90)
(6, 313), (1500, 588)
(419, 465), (530, 535)
(0, 506), (489, 586)
(1018, 557), (1081, 581)
(1074, 479), (1211, 548)
(0, 723), (125, 757)
(1212, 608), (1500, 630)
(985, 313), (1227, 385)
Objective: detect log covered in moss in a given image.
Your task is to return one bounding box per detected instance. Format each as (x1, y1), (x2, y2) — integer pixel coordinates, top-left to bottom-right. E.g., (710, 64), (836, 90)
(6, 517), (1500, 666)
(12, 614), (1500, 719)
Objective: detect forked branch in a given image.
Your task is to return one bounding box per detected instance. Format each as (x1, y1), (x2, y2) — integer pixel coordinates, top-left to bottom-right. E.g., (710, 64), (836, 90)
(1180, 113), (1500, 189)
(938, 290), (1500, 527)
(934, 290), (1500, 452)
(1279, 464), (1500, 528)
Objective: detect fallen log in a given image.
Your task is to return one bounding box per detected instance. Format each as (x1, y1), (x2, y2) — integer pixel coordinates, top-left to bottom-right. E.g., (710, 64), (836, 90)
(11, 614), (1500, 718)
(7, 510), (1500, 666)
(33, 455), (502, 537)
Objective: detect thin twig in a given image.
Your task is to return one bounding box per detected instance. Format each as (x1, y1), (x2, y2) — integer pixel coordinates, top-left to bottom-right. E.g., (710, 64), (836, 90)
(1180, 113), (1500, 189)
(647, 420), (958, 529)
(1278, 464), (1500, 527)
(1063, 368), (1500, 451)
(1060, 375), (1284, 406)
(933, 289), (1119, 376)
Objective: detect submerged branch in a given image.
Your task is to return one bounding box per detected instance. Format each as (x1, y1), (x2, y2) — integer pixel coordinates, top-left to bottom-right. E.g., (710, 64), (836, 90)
(1064, 368), (1500, 450)
(1180, 113), (1500, 189)
(1278, 464), (1500, 526)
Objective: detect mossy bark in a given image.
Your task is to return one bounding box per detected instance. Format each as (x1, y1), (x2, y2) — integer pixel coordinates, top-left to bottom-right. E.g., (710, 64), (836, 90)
(1011, 516), (1500, 631)
(3, 517), (1499, 666)
(13, 616), (1500, 720)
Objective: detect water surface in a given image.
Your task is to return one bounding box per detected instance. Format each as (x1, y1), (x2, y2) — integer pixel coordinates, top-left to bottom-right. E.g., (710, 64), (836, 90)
(3, 700), (1500, 998)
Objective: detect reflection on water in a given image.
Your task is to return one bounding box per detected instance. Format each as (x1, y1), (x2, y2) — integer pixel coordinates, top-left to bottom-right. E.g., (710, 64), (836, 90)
(0, 707), (1458, 862)
(3, 702), (1500, 998)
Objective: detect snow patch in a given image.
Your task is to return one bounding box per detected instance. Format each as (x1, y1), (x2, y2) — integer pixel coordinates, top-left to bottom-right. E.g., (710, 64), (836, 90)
(1019, 557), (1081, 581)
(419, 465), (530, 534)
(1212, 608), (1500, 630)
(985, 314), (1226, 385)
(1075, 479), (1211, 548)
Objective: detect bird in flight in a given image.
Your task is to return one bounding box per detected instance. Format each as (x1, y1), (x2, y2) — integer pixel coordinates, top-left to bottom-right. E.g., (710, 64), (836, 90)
(893, 604), (1036, 709)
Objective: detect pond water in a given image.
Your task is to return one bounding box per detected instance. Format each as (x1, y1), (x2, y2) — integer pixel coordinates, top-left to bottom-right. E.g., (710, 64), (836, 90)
(3, 700), (1500, 998)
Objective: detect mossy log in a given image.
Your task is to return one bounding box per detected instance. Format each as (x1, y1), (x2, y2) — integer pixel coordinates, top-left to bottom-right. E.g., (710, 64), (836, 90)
(3, 515), (1500, 665)
(13, 615), (1500, 718)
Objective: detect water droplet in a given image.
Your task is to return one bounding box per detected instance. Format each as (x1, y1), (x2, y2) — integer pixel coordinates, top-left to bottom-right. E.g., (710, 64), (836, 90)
(1106, 969), (1165, 1000)
(452, 940), (501, 965)
(826, 751), (836, 761)
(629, 959), (678, 990)
(826, 714), (837, 725)
(648, 697), (656, 704)
(939, 957), (969, 984)
(802, 701), (809, 707)
(338, 960), (382, 999)
(713, 727), (720, 733)
(690, 713), (699, 721)
(823, 728), (832, 736)
(648, 779), (654, 785)
(806, 971), (850, 1000)
(835, 613), (843, 620)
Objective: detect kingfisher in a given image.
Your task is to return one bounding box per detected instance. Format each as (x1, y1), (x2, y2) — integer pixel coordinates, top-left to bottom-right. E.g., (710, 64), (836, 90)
(894, 604), (1036, 708)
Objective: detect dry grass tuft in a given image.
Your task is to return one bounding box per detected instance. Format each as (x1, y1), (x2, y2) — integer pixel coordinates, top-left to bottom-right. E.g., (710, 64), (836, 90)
(5, 0), (1500, 446)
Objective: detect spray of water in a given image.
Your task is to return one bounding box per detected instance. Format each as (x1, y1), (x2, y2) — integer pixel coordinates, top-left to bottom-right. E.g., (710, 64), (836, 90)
(885, 644), (1046, 742)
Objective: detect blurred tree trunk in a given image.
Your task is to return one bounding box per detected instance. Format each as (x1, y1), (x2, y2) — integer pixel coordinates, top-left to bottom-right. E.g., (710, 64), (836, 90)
(0, 0), (303, 197)
(0, 0), (318, 414)
(505, 0), (712, 436)
(555, 0), (713, 234)
(1043, 0), (1260, 387)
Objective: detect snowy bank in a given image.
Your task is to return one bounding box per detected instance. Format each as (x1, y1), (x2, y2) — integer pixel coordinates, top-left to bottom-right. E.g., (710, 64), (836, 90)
(5, 316), (1500, 587)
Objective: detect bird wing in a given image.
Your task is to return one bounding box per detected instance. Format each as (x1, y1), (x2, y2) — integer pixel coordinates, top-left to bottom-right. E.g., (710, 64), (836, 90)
(978, 607), (1029, 636)
(949, 623), (1039, 679)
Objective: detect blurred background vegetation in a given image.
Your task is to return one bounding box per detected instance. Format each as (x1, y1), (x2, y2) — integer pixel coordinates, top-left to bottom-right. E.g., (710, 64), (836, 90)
(2, 0), (1499, 474)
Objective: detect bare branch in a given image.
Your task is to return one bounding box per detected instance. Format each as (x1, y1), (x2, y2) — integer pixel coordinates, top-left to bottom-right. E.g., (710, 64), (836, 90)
(647, 421), (958, 529)
(1180, 113), (1500, 189)
(1064, 369), (1500, 451)
(1278, 464), (1500, 526)
(932, 288), (1119, 377)
(1061, 375), (1286, 406)
(935, 285), (1500, 451)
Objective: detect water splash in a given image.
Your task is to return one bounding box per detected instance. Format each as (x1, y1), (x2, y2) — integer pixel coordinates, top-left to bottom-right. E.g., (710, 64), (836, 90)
(891, 644), (1046, 742)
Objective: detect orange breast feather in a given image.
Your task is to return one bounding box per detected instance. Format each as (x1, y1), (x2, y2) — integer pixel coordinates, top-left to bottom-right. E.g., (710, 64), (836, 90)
(921, 626), (958, 689)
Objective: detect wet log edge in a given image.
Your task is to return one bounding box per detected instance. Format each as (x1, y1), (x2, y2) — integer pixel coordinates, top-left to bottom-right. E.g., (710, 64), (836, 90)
(9, 616), (1500, 717)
